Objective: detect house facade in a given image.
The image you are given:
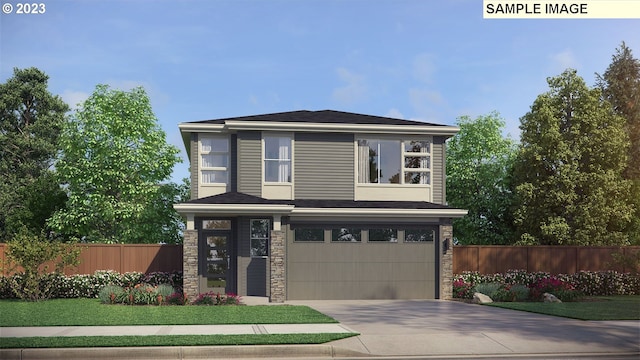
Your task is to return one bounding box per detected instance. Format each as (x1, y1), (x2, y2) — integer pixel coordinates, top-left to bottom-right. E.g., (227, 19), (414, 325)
(174, 110), (467, 302)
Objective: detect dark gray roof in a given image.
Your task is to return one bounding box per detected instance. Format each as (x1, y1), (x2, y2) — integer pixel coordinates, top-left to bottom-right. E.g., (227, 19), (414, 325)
(185, 192), (452, 210)
(188, 110), (445, 127)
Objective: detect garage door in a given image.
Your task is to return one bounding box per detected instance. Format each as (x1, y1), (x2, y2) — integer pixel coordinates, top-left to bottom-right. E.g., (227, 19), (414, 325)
(286, 226), (437, 300)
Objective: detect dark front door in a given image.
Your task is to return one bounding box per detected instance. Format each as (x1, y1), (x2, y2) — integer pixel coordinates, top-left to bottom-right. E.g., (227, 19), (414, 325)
(198, 219), (236, 294)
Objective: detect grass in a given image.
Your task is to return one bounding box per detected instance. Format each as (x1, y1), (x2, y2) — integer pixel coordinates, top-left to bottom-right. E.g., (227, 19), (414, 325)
(488, 295), (640, 320)
(0, 298), (337, 326)
(0, 333), (357, 349)
(0, 298), (353, 349)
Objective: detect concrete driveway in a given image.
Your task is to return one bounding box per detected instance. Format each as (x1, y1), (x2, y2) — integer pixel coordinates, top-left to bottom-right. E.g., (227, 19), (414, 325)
(289, 299), (640, 358)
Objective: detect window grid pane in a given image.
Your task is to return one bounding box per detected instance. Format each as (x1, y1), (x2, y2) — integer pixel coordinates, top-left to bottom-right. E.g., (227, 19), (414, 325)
(331, 228), (362, 242)
(369, 229), (398, 242)
(202, 170), (228, 184)
(250, 220), (270, 257)
(405, 229), (434, 242)
(201, 153), (228, 168)
(294, 228), (324, 242)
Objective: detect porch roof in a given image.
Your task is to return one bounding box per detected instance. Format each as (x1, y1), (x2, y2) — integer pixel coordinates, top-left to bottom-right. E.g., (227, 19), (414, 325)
(174, 192), (468, 218)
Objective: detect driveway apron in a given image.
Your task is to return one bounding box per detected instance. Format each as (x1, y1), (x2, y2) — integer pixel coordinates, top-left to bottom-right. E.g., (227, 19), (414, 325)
(288, 299), (640, 358)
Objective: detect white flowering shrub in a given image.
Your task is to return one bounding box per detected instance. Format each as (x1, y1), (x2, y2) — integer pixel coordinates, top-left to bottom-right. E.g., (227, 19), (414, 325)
(455, 270), (639, 298)
(0, 270), (183, 299)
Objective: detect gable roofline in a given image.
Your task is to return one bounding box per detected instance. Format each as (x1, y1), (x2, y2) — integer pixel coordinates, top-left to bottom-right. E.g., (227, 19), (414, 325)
(179, 110), (459, 152)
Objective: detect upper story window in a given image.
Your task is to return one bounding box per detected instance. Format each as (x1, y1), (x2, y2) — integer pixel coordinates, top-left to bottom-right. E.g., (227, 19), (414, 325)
(200, 136), (229, 184)
(264, 136), (291, 183)
(357, 138), (431, 185)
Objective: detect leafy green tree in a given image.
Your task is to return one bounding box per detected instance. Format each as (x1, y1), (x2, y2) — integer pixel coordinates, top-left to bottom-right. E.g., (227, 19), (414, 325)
(0, 67), (68, 240)
(49, 85), (182, 243)
(597, 42), (640, 244)
(513, 69), (632, 245)
(446, 112), (517, 244)
(5, 229), (81, 301)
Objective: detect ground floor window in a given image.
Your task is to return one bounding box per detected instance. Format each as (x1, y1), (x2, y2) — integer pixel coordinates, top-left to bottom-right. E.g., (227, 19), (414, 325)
(250, 219), (270, 257)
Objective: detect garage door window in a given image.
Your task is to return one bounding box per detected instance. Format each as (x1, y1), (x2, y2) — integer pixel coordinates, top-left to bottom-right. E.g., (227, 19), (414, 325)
(405, 228), (435, 242)
(369, 229), (398, 242)
(294, 228), (324, 242)
(331, 228), (362, 242)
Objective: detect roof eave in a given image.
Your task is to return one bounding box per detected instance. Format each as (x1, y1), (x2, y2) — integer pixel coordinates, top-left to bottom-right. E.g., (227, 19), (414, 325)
(174, 203), (295, 215)
(178, 121), (460, 136)
(290, 208), (468, 218)
(226, 121), (460, 135)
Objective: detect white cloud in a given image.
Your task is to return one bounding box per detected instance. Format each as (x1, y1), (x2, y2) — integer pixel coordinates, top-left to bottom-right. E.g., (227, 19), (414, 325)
(408, 87), (447, 122)
(61, 90), (89, 109)
(331, 67), (367, 104)
(549, 49), (580, 71)
(412, 53), (436, 84)
(385, 108), (405, 119)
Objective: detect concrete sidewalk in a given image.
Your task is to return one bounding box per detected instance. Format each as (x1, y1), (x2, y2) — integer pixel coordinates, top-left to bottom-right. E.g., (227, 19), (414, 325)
(0, 323), (353, 337)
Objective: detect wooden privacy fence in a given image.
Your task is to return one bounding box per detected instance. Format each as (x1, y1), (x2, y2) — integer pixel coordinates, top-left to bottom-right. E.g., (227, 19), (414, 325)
(453, 245), (640, 275)
(0, 243), (182, 276)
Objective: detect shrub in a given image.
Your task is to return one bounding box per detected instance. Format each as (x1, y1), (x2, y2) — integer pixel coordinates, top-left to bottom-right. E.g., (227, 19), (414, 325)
(4, 230), (81, 301)
(192, 292), (241, 306)
(166, 292), (188, 305)
(98, 285), (125, 304)
(474, 282), (502, 299)
(453, 270), (638, 300)
(506, 284), (530, 302)
(0, 271), (183, 300)
(529, 277), (581, 302)
(453, 278), (473, 299)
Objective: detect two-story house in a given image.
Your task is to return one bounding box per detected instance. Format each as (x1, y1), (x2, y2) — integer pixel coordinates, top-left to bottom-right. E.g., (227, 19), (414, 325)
(174, 110), (467, 302)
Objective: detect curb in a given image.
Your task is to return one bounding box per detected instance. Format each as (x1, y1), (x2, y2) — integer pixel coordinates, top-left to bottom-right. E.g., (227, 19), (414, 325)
(0, 344), (371, 360)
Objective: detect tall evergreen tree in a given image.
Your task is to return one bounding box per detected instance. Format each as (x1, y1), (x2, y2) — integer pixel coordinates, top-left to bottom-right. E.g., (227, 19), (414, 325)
(514, 69), (632, 245)
(446, 112), (517, 244)
(597, 42), (640, 244)
(0, 68), (69, 240)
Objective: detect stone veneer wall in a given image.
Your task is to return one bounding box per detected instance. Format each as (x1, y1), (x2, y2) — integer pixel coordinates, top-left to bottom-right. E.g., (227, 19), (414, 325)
(440, 224), (453, 300)
(270, 229), (286, 303)
(183, 230), (199, 301)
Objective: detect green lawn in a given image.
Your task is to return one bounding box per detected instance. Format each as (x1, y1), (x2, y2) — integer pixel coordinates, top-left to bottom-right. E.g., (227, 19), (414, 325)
(0, 298), (337, 326)
(0, 298), (355, 349)
(0, 334), (357, 349)
(488, 295), (640, 320)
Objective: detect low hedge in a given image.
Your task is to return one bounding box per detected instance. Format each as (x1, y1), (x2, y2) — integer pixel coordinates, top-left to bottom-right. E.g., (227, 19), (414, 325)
(0, 270), (183, 299)
(454, 270), (640, 300)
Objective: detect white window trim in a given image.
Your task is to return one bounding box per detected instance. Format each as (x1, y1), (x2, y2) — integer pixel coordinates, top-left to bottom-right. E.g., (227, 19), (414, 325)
(200, 135), (230, 187)
(356, 136), (432, 185)
(262, 133), (294, 184)
(401, 139), (432, 185)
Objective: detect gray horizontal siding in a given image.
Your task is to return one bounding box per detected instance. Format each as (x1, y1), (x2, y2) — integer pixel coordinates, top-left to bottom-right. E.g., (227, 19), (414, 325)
(237, 131), (262, 197)
(294, 133), (354, 200)
(432, 137), (445, 204)
(191, 133), (198, 200)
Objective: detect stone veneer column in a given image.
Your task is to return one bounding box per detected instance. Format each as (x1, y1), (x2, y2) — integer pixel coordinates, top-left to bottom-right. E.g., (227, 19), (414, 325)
(440, 224), (453, 300)
(269, 230), (286, 303)
(182, 230), (199, 302)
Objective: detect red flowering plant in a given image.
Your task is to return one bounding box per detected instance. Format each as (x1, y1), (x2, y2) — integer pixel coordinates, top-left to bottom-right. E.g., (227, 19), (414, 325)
(529, 276), (582, 302)
(192, 292), (242, 305)
(453, 277), (474, 299)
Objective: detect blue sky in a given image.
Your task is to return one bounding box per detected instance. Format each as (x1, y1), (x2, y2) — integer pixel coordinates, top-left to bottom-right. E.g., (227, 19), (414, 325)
(1, 0), (638, 183)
